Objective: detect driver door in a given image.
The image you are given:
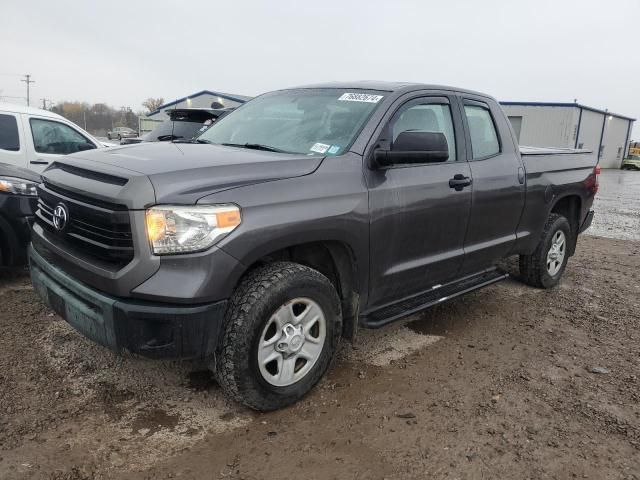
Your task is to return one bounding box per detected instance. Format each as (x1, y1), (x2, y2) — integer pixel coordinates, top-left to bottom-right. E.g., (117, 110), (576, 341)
(23, 115), (98, 172)
(365, 96), (473, 310)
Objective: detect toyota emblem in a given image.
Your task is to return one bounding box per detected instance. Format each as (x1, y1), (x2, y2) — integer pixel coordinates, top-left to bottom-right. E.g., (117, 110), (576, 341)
(52, 203), (69, 231)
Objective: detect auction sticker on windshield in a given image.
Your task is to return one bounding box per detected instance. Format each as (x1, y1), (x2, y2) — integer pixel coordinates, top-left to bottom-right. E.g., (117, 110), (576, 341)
(310, 143), (330, 154)
(338, 93), (384, 103)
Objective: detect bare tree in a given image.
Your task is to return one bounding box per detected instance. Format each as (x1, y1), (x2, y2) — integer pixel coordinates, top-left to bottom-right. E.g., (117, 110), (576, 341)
(142, 97), (165, 114)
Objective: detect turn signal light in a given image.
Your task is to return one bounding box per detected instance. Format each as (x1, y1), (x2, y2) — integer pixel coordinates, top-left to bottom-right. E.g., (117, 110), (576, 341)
(215, 210), (241, 228)
(146, 210), (167, 242)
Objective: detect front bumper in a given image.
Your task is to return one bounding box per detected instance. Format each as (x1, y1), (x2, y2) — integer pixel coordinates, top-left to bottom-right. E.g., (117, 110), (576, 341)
(579, 209), (594, 234)
(0, 193), (37, 266)
(29, 246), (227, 359)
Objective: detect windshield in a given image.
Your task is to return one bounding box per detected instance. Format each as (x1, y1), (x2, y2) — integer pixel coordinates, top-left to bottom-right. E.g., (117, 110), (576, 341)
(144, 119), (209, 142)
(197, 89), (385, 155)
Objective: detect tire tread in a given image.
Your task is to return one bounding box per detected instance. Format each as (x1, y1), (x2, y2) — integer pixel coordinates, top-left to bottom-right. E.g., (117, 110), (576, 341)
(216, 261), (341, 410)
(519, 213), (570, 289)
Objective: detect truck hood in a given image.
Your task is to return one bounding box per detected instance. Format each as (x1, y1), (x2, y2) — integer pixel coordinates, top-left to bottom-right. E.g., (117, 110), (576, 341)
(65, 142), (324, 204)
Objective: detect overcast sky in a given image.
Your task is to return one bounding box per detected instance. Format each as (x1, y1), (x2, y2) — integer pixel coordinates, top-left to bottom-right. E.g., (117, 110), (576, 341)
(2, 0), (639, 136)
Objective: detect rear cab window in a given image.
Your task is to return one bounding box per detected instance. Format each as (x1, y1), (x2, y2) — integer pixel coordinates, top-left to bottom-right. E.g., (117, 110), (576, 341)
(0, 113), (21, 151)
(464, 103), (500, 159)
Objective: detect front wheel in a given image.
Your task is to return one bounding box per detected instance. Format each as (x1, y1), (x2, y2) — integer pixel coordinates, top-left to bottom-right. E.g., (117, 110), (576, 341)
(216, 262), (342, 411)
(519, 213), (572, 288)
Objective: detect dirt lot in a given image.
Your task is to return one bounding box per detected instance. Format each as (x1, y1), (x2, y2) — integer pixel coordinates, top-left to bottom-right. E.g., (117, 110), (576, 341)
(1, 171), (639, 479)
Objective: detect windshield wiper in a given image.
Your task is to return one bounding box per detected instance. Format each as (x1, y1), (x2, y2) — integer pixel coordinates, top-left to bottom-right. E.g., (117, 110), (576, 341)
(157, 134), (184, 141)
(221, 142), (288, 153)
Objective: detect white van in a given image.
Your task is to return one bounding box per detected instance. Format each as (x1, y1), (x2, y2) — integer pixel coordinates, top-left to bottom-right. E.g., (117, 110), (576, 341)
(0, 103), (113, 174)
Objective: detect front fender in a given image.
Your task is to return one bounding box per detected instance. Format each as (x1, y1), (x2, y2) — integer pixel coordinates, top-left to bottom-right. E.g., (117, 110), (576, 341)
(199, 153), (371, 305)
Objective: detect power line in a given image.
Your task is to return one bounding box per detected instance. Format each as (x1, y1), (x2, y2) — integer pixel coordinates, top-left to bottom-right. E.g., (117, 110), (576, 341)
(21, 74), (35, 106)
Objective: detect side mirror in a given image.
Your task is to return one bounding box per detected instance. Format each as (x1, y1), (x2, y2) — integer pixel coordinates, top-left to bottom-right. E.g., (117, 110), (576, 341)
(77, 142), (97, 152)
(374, 131), (449, 167)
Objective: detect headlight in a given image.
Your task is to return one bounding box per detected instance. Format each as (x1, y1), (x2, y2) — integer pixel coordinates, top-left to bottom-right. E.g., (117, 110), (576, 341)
(0, 176), (38, 196)
(146, 204), (241, 255)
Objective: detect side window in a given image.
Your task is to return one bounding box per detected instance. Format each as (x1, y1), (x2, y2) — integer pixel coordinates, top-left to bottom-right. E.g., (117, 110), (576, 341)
(464, 105), (500, 159)
(391, 103), (456, 161)
(0, 114), (20, 151)
(30, 118), (96, 155)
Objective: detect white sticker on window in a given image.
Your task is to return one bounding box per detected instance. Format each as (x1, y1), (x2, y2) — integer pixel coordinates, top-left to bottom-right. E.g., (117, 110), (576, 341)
(310, 142), (330, 154)
(338, 93), (384, 103)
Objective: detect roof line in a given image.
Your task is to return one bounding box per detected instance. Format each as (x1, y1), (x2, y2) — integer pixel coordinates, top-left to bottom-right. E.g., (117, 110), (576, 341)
(147, 90), (249, 116)
(500, 101), (636, 121)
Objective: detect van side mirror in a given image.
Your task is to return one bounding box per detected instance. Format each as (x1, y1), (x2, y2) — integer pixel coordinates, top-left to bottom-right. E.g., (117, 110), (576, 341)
(374, 131), (449, 167)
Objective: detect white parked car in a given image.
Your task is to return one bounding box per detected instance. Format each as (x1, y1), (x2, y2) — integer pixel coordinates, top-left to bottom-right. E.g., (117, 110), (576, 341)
(0, 103), (113, 174)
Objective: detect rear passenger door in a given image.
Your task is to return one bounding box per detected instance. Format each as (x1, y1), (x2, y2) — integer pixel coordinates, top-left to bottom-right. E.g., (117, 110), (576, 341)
(366, 95), (472, 310)
(458, 97), (525, 274)
(0, 113), (27, 169)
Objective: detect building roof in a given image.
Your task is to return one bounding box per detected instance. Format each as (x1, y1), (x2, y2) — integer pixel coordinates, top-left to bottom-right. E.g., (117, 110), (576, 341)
(148, 90), (252, 116)
(500, 101), (636, 122)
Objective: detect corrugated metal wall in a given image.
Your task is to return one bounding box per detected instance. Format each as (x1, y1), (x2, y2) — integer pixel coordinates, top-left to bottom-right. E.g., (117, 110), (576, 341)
(576, 109), (604, 153)
(502, 105), (577, 147)
(600, 116), (630, 168)
(503, 104), (633, 168)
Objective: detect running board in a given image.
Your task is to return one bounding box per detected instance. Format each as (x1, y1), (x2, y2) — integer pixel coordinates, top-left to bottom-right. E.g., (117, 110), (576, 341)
(361, 268), (509, 329)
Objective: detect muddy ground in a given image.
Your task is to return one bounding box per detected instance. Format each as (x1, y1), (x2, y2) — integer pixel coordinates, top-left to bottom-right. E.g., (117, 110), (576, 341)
(1, 171), (639, 479)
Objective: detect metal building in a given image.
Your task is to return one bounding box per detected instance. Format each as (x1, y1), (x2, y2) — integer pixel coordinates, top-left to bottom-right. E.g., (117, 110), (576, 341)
(500, 102), (635, 169)
(147, 90), (252, 119)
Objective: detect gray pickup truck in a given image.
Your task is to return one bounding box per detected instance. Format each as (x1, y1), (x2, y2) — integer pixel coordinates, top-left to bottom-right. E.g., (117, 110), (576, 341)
(29, 82), (598, 410)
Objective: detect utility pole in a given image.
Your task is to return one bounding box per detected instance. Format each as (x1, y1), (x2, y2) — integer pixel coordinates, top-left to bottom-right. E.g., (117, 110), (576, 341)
(40, 98), (53, 110)
(21, 74), (35, 106)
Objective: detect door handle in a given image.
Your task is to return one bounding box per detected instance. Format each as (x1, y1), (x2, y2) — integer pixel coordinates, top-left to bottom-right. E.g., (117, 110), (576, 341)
(518, 167), (525, 184)
(30, 160), (49, 165)
(449, 174), (472, 191)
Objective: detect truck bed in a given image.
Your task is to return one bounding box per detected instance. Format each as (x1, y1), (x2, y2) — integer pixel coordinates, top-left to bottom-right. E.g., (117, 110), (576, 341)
(520, 146), (597, 176)
(519, 146), (593, 156)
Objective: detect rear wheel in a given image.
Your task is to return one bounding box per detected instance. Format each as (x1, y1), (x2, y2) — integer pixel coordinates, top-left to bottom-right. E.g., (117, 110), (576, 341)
(519, 213), (572, 288)
(107, 133), (111, 140)
(216, 262), (342, 411)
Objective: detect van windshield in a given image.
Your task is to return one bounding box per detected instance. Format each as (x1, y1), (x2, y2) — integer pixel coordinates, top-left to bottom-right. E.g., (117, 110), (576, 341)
(196, 89), (385, 156)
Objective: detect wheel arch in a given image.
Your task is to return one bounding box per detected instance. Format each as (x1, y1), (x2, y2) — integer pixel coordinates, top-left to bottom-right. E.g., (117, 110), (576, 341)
(548, 194), (582, 255)
(232, 240), (361, 342)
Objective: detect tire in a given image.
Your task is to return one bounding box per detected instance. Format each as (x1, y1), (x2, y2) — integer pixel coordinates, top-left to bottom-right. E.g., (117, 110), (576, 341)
(107, 134), (111, 140)
(216, 262), (342, 411)
(519, 213), (572, 289)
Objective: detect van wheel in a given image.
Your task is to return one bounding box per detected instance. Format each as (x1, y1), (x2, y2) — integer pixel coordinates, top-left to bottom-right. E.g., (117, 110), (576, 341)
(519, 213), (572, 289)
(216, 262), (342, 411)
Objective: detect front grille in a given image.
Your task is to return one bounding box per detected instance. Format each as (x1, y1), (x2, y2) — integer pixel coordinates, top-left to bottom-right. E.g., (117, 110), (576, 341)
(36, 184), (134, 266)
